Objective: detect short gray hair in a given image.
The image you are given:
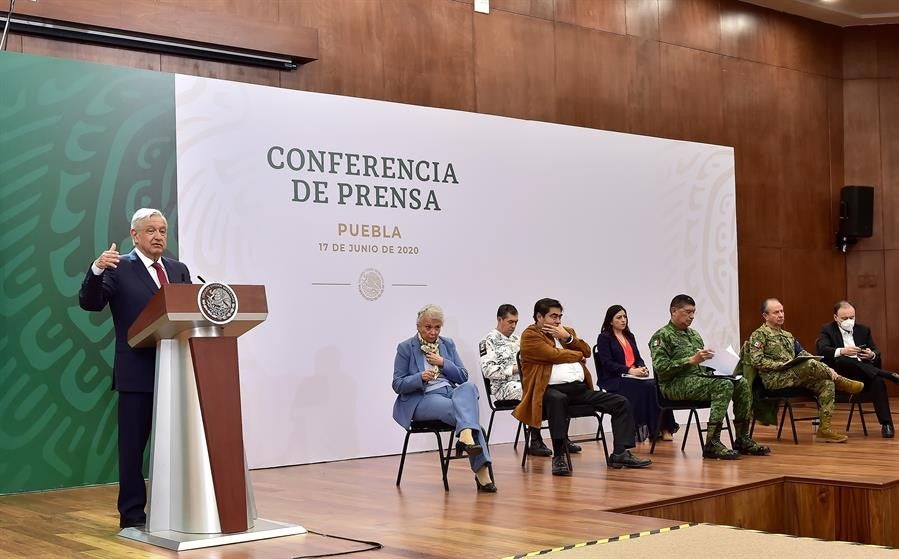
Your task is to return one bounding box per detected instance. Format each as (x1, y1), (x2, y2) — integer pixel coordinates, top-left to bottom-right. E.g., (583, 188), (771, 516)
(131, 208), (166, 229)
(416, 304), (444, 325)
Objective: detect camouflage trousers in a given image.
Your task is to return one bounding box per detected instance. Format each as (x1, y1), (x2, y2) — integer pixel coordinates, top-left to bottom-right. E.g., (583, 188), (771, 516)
(759, 360), (834, 420)
(661, 375), (751, 425)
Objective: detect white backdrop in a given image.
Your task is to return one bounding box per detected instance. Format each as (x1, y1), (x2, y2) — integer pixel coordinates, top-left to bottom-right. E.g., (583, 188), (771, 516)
(174, 74), (739, 469)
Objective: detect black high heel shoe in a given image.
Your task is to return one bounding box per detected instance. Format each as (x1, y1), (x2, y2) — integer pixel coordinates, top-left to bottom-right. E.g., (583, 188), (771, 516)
(455, 440), (483, 457)
(475, 476), (497, 493)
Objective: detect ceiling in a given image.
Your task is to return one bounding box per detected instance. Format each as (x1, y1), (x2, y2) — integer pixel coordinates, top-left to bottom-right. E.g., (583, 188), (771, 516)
(741, 0), (899, 26)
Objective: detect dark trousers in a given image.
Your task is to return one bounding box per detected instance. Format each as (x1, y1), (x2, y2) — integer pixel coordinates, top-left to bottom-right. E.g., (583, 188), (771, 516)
(117, 391), (153, 522)
(543, 381), (636, 450)
(834, 357), (894, 425)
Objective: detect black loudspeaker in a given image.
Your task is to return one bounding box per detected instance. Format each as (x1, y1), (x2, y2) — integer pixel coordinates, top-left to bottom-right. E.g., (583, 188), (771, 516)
(838, 185), (874, 238)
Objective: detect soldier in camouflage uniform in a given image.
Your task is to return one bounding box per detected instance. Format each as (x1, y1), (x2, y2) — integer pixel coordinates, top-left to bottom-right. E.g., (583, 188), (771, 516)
(748, 298), (864, 443)
(480, 304), (552, 456)
(650, 294), (769, 460)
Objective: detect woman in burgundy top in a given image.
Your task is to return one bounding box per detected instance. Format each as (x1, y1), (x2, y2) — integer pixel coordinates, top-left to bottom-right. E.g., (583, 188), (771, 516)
(595, 305), (677, 442)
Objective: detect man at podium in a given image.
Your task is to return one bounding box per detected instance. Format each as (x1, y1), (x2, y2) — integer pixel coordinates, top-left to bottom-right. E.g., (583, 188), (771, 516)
(79, 208), (192, 529)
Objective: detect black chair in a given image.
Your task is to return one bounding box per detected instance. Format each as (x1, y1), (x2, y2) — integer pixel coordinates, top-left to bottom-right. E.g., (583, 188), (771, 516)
(396, 420), (458, 491)
(749, 384), (819, 444)
(650, 375), (734, 454)
(482, 376), (524, 446)
(516, 352), (610, 470)
(838, 389), (875, 436)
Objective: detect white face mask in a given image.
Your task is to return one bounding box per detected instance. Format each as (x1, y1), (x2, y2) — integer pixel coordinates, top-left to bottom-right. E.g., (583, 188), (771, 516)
(839, 318), (855, 332)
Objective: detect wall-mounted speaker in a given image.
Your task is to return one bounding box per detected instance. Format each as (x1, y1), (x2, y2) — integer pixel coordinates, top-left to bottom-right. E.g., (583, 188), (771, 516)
(836, 185), (874, 252)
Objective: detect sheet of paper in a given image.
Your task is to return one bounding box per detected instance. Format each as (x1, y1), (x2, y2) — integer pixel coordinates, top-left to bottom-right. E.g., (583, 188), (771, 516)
(703, 344), (740, 376)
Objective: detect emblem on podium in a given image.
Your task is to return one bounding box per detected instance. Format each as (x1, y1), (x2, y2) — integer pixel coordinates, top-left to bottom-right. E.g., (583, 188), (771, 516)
(197, 282), (239, 324)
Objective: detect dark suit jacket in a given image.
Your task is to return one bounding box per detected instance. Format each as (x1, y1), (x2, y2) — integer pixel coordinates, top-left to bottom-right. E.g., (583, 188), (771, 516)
(594, 330), (646, 391)
(815, 322), (882, 369)
(392, 334), (469, 429)
(79, 249), (191, 392)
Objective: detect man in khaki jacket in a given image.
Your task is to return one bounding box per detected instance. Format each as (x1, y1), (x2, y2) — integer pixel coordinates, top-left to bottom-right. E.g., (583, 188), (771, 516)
(513, 297), (651, 476)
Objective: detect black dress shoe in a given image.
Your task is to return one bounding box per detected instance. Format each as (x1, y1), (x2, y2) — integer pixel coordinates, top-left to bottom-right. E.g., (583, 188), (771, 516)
(526, 437), (553, 457)
(566, 440), (582, 454)
(551, 455), (571, 476)
(119, 518), (146, 529)
(455, 440), (483, 457)
(887, 372), (899, 384)
(608, 450), (652, 469)
(883, 424), (895, 438)
(475, 477), (497, 492)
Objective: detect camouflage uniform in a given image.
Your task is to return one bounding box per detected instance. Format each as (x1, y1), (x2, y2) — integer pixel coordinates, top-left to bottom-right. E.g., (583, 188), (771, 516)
(747, 324), (834, 422)
(479, 329), (521, 400)
(649, 321), (752, 426)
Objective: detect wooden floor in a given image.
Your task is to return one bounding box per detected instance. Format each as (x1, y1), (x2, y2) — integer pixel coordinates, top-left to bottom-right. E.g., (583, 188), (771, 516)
(1, 402), (897, 559)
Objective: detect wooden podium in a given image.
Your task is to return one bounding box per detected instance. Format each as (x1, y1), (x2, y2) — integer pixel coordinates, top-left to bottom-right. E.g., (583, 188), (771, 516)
(119, 284), (304, 551)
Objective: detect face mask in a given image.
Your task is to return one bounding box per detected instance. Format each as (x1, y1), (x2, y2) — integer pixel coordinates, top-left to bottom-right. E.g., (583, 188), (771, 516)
(839, 318), (855, 332)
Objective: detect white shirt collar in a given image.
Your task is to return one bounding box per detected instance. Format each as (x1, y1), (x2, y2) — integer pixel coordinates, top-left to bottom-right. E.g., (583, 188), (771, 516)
(134, 247), (159, 269)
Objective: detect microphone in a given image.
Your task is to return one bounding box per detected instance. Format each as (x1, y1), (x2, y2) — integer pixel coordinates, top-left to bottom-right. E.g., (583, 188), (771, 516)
(197, 275), (207, 284)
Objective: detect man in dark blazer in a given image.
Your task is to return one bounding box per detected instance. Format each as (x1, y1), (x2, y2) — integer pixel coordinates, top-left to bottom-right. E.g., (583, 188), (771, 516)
(79, 208), (192, 527)
(816, 300), (898, 438)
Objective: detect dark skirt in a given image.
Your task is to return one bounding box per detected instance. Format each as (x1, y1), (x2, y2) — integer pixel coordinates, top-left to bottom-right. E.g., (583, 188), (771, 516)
(613, 377), (678, 441)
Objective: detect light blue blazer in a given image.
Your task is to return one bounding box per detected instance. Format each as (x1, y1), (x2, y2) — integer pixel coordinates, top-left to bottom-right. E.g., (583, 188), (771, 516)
(392, 335), (469, 428)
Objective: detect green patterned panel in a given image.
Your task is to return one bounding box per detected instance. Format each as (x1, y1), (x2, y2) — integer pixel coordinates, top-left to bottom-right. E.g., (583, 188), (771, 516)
(0, 52), (178, 493)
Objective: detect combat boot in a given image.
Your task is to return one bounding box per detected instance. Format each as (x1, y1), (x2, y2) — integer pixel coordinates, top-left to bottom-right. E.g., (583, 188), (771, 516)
(702, 422), (740, 460)
(731, 421), (770, 455)
(832, 374), (864, 394)
(816, 416), (848, 443)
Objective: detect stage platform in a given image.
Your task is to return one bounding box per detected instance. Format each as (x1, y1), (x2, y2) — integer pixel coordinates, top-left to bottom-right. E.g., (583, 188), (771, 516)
(1, 401), (896, 558)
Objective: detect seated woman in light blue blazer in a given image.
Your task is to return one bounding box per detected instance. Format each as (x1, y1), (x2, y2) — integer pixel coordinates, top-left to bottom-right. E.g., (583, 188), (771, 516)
(392, 304), (496, 492)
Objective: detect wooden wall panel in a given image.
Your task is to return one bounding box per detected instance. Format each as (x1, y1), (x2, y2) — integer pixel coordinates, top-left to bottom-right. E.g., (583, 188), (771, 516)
(843, 27), (878, 80)
(20, 36), (161, 71)
(380, 0), (475, 112)
(719, 0), (778, 67)
(15, 0), (317, 61)
(843, 79), (883, 251)
(279, 0), (384, 100)
(724, 59), (779, 248)
(781, 248), (846, 347)
(658, 0), (720, 53)
(658, 44), (725, 145)
(160, 55), (281, 87)
(772, 14), (839, 78)
(884, 250), (899, 374)
(554, 25), (630, 132)
(624, 0), (659, 39)
(836, 487), (880, 544)
(627, 38), (662, 137)
(828, 77), (845, 239)
(554, 0), (626, 35)
(490, 0), (554, 20)
(784, 482), (837, 541)
(881, 79), (899, 250)
(473, 10), (556, 122)
(875, 25), (899, 79)
(778, 71), (831, 250)
(157, 0), (280, 25)
(845, 250), (887, 357)
(4, 33), (23, 53)
(737, 248), (783, 340)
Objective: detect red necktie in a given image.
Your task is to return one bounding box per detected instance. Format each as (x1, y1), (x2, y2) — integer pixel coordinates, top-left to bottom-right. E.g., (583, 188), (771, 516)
(151, 261), (169, 286)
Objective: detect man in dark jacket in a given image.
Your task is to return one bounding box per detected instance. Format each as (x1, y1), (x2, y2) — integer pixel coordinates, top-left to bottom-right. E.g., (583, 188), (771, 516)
(816, 301), (899, 438)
